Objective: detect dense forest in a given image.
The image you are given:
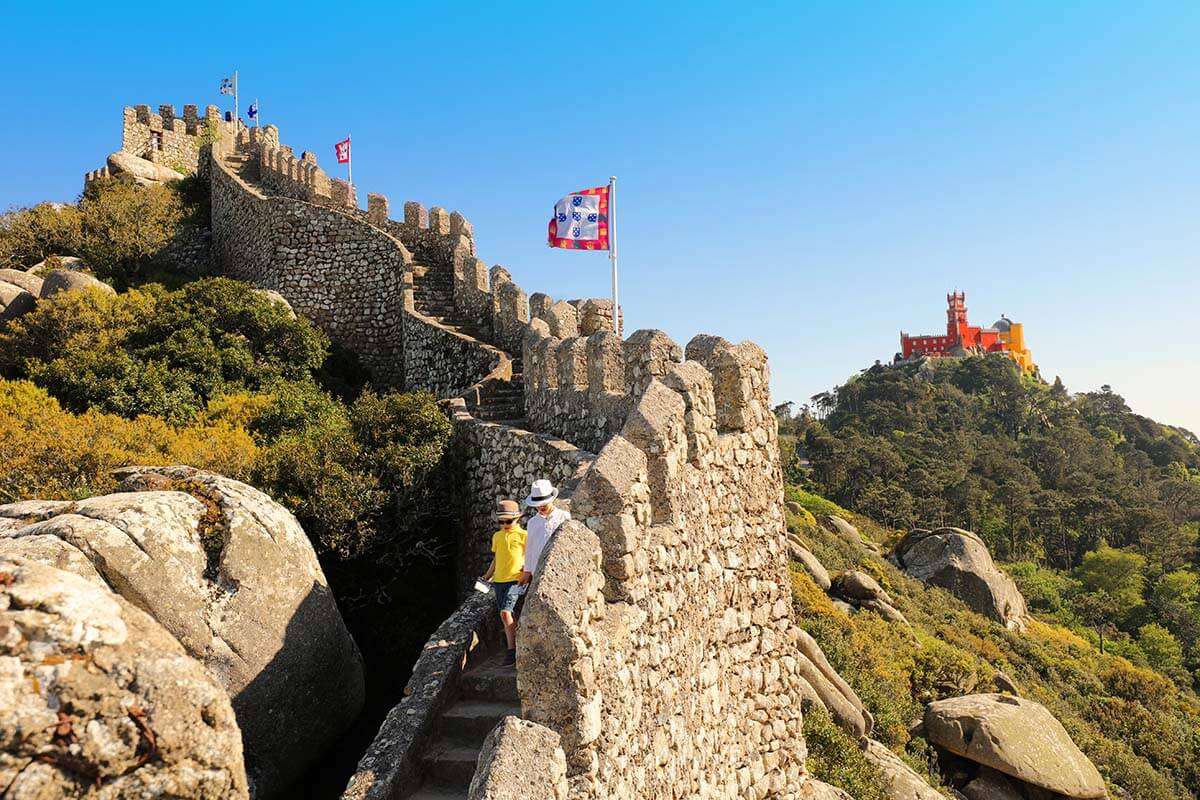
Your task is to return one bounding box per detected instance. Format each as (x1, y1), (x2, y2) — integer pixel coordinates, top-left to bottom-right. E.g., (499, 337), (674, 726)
(780, 354), (1200, 690)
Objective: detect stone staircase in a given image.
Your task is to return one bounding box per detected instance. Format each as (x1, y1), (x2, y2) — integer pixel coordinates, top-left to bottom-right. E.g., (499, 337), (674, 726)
(222, 148), (259, 182)
(411, 264), (490, 341)
(405, 653), (521, 800)
(410, 264), (525, 425)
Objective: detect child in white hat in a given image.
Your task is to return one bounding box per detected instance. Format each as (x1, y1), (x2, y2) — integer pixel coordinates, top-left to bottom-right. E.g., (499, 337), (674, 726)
(520, 479), (570, 586)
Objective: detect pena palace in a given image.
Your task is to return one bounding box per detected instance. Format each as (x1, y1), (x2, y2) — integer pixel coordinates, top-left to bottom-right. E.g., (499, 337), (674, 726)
(899, 292), (1035, 373)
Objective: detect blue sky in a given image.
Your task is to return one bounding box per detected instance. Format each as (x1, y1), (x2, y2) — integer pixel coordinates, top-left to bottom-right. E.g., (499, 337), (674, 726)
(2, 1), (1197, 433)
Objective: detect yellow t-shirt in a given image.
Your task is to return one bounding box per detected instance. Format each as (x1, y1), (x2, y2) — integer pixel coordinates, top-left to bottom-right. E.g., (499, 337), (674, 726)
(491, 525), (527, 583)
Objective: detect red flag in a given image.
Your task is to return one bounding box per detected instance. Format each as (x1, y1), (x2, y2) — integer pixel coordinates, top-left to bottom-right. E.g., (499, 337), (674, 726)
(335, 137), (351, 164)
(547, 185), (610, 250)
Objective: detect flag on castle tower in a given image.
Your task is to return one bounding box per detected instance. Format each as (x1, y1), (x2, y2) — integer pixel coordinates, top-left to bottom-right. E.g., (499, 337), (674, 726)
(547, 185), (610, 250)
(247, 101), (258, 121)
(219, 75), (236, 96)
(335, 137), (351, 164)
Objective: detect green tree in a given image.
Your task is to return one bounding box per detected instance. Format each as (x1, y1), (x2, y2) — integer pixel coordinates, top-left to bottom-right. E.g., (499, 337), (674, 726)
(0, 278), (329, 424)
(76, 177), (186, 282)
(1075, 542), (1147, 626)
(0, 202), (82, 269)
(1137, 623), (1188, 684)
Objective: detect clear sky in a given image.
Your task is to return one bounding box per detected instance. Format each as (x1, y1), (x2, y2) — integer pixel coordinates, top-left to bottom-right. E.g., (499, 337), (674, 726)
(3, 2), (1197, 434)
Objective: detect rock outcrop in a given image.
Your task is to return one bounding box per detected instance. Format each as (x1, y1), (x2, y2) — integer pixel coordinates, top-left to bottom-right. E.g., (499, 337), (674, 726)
(107, 150), (185, 184)
(820, 514), (862, 545)
(28, 255), (89, 276)
(792, 541), (832, 591)
(39, 268), (115, 299)
(861, 739), (944, 800)
(961, 767), (1024, 800)
(467, 717), (568, 800)
(0, 281), (35, 323)
(924, 694), (1107, 799)
(0, 555), (249, 798)
(0, 466), (365, 798)
(0, 268), (44, 296)
(794, 627), (873, 737)
(891, 528), (1028, 631)
(832, 570), (909, 624)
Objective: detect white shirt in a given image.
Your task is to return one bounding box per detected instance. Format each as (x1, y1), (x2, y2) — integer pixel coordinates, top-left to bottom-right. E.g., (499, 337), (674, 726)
(524, 507), (570, 574)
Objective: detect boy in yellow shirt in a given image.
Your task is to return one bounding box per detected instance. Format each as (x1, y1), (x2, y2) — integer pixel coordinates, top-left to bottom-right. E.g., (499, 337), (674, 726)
(480, 499), (526, 667)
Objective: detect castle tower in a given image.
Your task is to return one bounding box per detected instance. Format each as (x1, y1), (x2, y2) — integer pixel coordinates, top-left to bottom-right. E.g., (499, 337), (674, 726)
(946, 291), (968, 338)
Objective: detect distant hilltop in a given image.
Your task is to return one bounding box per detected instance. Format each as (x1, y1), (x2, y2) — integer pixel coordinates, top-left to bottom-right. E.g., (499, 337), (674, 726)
(898, 291), (1035, 372)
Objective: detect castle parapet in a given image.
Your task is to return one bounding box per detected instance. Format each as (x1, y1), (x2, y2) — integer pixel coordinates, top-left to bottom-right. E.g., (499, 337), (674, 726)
(514, 325), (801, 795)
(117, 101), (216, 175)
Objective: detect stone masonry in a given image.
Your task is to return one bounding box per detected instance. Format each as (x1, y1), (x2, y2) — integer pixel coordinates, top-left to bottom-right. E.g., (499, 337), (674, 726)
(198, 110), (818, 798)
(85, 103), (220, 189)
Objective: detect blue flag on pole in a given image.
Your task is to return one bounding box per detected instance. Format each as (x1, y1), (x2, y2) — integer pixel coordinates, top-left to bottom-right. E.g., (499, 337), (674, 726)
(219, 76), (235, 96)
(247, 102), (258, 120)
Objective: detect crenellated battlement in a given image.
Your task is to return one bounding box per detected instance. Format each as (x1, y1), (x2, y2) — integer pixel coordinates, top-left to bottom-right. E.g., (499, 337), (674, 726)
(197, 102), (810, 798)
(120, 103), (219, 172)
(513, 327), (805, 797)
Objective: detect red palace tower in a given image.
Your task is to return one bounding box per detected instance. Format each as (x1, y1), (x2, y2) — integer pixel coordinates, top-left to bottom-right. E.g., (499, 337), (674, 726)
(899, 292), (1034, 372)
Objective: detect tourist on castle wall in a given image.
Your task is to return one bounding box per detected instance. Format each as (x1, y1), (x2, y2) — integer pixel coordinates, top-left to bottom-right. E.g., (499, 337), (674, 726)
(480, 499), (527, 667)
(521, 479), (571, 585)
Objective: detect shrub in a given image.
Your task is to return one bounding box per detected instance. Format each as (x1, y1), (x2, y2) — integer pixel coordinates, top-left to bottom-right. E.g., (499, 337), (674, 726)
(0, 279), (329, 424)
(0, 203), (83, 269)
(786, 485), (851, 519)
(909, 637), (984, 702)
(254, 390), (452, 560)
(801, 707), (887, 800)
(0, 379), (257, 502)
(76, 177), (186, 281)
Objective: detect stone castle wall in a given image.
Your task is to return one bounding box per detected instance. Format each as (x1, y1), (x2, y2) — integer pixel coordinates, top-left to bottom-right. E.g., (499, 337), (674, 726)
(124, 103), (219, 171)
(507, 335), (809, 799)
(209, 130), (408, 387)
(202, 113), (813, 799)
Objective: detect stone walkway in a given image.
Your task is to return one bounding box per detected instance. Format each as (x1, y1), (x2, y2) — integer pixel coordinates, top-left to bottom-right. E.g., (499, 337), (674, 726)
(406, 653), (520, 800)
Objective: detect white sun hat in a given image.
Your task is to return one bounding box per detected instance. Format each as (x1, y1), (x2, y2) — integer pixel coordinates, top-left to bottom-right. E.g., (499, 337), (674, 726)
(524, 478), (559, 508)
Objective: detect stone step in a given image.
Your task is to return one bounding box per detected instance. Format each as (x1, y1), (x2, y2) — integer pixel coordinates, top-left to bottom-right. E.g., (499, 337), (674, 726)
(406, 787), (465, 800)
(422, 740), (481, 786)
(460, 657), (518, 702)
(439, 699), (521, 742)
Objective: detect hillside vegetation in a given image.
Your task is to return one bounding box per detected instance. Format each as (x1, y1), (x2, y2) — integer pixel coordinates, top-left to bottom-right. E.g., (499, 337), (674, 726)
(786, 493), (1200, 799)
(782, 356), (1200, 692)
(0, 176), (455, 574)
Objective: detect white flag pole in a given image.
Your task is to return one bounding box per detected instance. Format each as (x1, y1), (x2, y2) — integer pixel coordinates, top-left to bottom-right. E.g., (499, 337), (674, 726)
(233, 71), (239, 128)
(347, 134), (353, 191)
(609, 175), (619, 335)
(254, 97), (259, 128)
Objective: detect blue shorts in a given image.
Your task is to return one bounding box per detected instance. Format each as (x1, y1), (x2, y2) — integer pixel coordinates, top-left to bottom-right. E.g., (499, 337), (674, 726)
(494, 581), (522, 613)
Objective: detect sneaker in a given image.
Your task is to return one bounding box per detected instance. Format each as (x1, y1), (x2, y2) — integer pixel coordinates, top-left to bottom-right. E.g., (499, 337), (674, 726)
(502, 649), (516, 667)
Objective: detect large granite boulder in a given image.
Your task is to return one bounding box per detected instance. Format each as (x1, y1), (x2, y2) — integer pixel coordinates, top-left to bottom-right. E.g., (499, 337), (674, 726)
(468, 717), (568, 800)
(0, 282), (35, 323)
(962, 767), (1024, 800)
(861, 739), (944, 800)
(254, 288), (296, 318)
(924, 694), (1107, 799)
(800, 780), (856, 799)
(891, 527), (1028, 631)
(791, 541), (832, 591)
(0, 268), (44, 295)
(0, 466), (365, 798)
(832, 570), (909, 624)
(39, 268), (115, 299)
(0, 555), (249, 798)
(794, 626), (873, 737)
(820, 514), (862, 545)
(28, 255), (89, 277)
(107, 150), (185, 183)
